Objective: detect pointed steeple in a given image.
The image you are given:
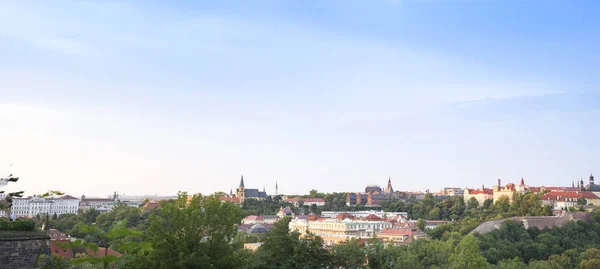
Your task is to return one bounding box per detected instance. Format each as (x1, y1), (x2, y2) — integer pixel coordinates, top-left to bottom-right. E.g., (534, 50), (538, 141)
(239, 175), (245, 188)
(385, 176), (394, 194)
(572, 180), (575, 188)
(275, 181), (279, 196)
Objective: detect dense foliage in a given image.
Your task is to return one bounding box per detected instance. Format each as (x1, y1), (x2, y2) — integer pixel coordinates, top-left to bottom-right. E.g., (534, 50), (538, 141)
(34, 191), (600, 269)
(0, 218), (36, 231)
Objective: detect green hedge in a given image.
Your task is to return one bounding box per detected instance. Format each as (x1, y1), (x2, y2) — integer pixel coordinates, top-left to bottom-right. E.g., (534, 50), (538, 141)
(0, 218), (36, 231)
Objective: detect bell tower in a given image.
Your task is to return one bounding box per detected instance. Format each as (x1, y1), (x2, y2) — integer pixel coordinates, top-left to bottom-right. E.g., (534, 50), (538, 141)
(237, 175), (245, 203)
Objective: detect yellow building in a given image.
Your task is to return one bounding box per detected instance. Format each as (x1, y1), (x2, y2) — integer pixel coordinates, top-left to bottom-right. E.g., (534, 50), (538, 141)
(289, 218), (392, 246)
(463, 188), (493, 207)
(493, 178), (530, 202)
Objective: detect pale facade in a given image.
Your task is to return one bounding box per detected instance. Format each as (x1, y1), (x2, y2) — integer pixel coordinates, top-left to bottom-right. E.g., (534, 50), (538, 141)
(463, 188), (493, 207)
(11, 195), (79, 218)
(493, 178), (530, 202)
(320, 210), (407, 219)
(289, 218), (392, 246)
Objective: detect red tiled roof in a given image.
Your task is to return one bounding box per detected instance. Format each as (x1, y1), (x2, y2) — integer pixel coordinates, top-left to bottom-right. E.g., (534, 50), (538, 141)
(467, 189), (493, 195)
(143, 200), (161, 209)
(336, 212), (356, 220)
(379, 229), (413, 236)
(50, 239), (73, 258)
(245, 215), (264, 221)
(541, 191), (599, 200)
(363, 214), (382, 221)
(48, 229), (68, 240)
(59, 195), (78, 200)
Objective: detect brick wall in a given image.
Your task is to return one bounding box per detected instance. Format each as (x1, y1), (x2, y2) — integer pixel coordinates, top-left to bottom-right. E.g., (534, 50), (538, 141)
(0, 236), (50, 269)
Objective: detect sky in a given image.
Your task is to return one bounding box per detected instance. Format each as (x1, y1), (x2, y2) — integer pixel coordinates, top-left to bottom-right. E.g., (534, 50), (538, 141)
(0, 0), (599, 197)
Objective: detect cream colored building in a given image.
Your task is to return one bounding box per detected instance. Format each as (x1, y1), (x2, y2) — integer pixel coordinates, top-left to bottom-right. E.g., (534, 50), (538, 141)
(493, 178), (530, 202)
(463, 188), (493, 207)
(289, 218), (392, 246)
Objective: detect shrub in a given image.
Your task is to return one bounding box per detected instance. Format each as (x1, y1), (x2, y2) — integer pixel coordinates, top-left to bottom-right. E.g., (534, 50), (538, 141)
(0, 218), (36, 231)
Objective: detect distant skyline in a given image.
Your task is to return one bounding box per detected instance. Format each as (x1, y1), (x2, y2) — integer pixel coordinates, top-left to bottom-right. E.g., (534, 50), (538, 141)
(1, 1), (599, 197)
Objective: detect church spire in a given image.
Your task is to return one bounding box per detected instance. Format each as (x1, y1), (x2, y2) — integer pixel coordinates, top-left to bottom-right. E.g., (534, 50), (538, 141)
(385, 176), (394, 194)
(239, 175), (245, 188)
(275, 181), (279, 196)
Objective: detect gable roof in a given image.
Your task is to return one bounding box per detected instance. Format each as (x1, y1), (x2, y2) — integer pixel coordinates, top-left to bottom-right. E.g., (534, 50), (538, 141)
(541, 191), (599, 200)
(244, 189), (267, 198)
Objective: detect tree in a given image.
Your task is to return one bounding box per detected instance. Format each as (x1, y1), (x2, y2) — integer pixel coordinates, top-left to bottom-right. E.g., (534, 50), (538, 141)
(577, 197), (588, 206)
(309, 189), (319, 198)
(417, 219), (425, 231)
(331, 240), (366, 269)
(578, 248), (600, 269)
(467, 197), (480, 210)
(449, 234), (489, 268)
(310, 203), (318, 214)
(253, 217), (332, 268)
(65, 221), (146, 269)
(135, 193), (247, 269)
(0, 174), (24, 219)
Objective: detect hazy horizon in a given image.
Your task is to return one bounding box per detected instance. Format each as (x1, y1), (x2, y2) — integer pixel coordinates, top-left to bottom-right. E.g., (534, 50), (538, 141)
(1, 1), (599, 197)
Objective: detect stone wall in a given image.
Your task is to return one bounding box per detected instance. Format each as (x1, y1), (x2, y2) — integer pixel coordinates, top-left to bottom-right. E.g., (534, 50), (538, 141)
(0, 236), (50, 269)
(471, 212), (591, 235)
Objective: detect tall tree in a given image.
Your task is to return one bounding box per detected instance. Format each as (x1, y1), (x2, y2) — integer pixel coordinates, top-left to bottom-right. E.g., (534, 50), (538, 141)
(0, 174), (23, 219)
(449, 234), (489, 269)
(134, 193), (246, 269)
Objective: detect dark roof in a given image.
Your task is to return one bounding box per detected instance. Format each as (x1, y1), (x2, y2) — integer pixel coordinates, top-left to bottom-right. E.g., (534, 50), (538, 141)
(585, 184), (600, 192)
(244, 189), (267, 198)
(239, 175), (245, 188)
(247, 224), (269, 234)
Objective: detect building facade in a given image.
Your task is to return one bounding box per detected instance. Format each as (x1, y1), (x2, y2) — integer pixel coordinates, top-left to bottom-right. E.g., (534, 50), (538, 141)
(492, 178), (531, 202)
(11, 195), (79, 218)
(284, 197), (325, 207)
(463, 188), (493, 207)
(321, 210), (407, 219)
(236, 176), (267, 203)
(540, 191), (600, 210)
(289, 218), (392, 246)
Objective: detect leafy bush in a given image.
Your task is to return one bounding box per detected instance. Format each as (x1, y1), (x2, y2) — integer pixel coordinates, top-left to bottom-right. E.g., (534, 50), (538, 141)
(0, 218), (36, 231)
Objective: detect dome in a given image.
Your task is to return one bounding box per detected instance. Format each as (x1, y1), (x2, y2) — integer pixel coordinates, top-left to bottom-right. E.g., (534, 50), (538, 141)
(246, 224), (268, 234)
(584, 184), (600, 192)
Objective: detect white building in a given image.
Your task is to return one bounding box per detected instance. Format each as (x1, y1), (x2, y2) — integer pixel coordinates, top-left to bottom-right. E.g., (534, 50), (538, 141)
(11, 195), (79, 219)
(320, 210), (407, 219)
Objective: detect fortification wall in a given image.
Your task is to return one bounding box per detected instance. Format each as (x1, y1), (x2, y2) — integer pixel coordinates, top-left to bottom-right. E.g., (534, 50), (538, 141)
(0, 236), (50, 269)
(471, 212), (591, 235)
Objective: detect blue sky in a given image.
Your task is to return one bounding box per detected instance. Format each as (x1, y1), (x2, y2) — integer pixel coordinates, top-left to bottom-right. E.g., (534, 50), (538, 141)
(0, 0), (598, 197)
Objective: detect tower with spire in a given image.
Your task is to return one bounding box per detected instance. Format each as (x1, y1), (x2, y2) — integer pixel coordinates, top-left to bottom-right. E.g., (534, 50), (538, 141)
(275, 181), (279, 196)
(234, 175), (267, 203)
(385, 176), (394, 194)
(236, 175), (245, 202)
